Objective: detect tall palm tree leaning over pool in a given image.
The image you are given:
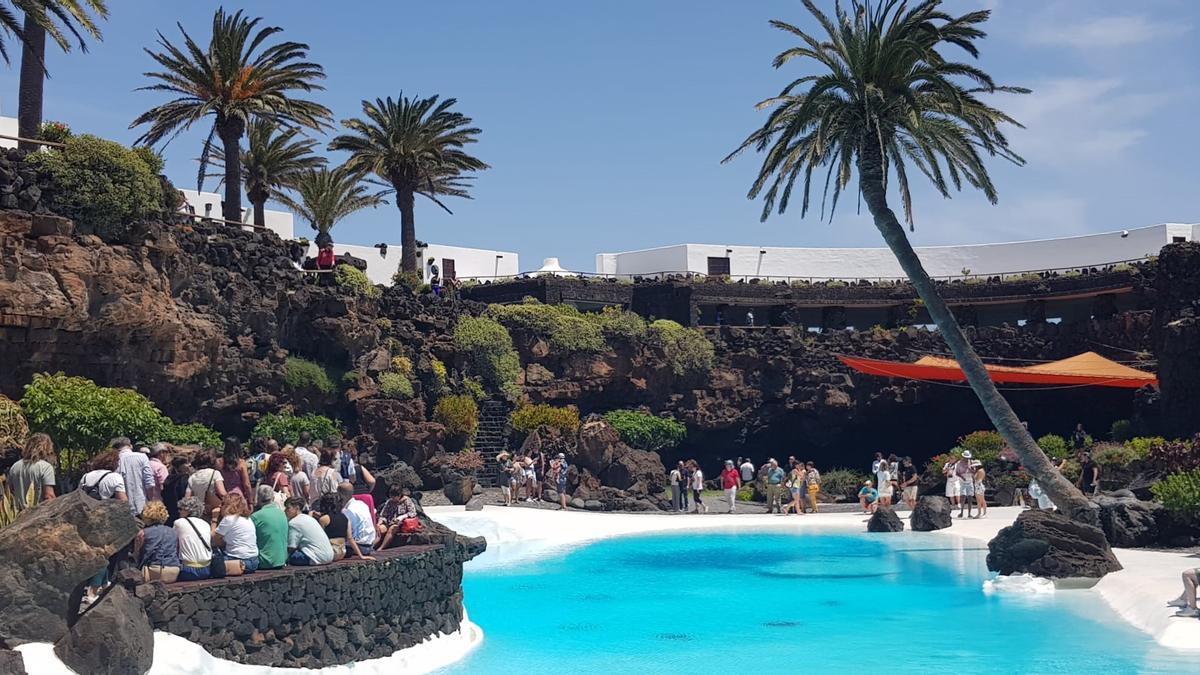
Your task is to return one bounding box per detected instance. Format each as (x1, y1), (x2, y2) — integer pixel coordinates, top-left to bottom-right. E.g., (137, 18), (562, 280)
(12, 0), (108, 152)
(276, 165), (386, 248)
(724, 0), (1094, 522)
(131, 8), (331, 225)
(329, 94), (488, 275)
(208, 119), (327, 228)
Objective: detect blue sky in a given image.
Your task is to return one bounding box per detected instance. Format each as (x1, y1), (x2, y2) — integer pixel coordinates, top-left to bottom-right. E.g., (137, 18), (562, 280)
(2, 0), (1195, 271)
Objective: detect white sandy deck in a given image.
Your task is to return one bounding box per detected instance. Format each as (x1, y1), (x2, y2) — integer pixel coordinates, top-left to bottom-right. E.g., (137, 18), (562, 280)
(428, 504), (1200, 652)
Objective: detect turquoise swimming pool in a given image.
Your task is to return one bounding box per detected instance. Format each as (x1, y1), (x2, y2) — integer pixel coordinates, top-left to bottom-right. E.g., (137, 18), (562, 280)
(442, 531), (1193, 674)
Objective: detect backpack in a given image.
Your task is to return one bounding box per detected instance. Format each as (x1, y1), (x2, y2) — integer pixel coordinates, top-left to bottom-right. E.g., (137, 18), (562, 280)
(81, 471), (114, 499)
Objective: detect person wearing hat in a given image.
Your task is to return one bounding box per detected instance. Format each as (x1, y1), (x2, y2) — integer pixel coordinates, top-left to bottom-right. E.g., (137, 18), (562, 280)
(720, 460), (741, 514)
(955, 451), (976, 518)
(550, 453), (569, 510)
(496, 452), (514, 506)
(858, 480), (879, 514)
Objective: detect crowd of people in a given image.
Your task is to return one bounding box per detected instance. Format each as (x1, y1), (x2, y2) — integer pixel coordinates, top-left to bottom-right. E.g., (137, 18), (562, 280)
(4, 431), (424, 595)
(666, 456), (823, 515)
(495, 450), (570, 510)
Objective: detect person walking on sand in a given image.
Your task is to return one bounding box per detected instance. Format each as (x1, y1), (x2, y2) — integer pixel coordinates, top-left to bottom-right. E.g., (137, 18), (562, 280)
(805, 462), (821, 513)
(765, 458), (786, 514)
(689, 460), (706, 513)
(720, 460), (740, 514)
(956, 452), (976, 519)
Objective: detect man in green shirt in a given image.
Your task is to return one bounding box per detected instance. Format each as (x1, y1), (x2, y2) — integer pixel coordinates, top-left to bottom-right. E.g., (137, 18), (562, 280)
(251, 485), (289, 569)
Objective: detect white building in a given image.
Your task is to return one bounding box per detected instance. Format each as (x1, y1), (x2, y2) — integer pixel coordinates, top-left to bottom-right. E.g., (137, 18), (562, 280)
(179, 188), (297, 240)
(596, 223), (1200, 281)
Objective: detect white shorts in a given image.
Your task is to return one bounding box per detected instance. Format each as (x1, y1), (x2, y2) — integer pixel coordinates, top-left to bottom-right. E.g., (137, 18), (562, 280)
(880, 485), (894, 498)
(945, 476), (961, 498)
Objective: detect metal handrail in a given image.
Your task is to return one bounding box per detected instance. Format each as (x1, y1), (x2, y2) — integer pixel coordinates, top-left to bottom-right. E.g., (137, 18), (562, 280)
(0, 133), (66, 148)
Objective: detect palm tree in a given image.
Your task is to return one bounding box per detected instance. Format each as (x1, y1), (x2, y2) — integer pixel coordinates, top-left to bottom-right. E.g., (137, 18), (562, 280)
(275, 165), (386, 246)
(329, 94), (488, 274)
(725, 0), (1092, 521)
(131, 8), (331, 224)
(13, 1), (108, 152)
(207, 119), (326, 227)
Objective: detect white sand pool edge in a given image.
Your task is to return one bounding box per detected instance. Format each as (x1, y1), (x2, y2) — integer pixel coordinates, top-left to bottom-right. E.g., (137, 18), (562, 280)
(427, 504), (1200, 652)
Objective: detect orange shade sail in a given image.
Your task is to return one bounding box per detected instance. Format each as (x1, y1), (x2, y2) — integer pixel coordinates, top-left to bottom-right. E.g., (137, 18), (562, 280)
(838, 351), (1156, 389)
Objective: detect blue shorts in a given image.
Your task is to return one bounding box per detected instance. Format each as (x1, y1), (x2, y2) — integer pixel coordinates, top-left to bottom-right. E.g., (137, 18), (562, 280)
(179, 565), (211, 581)
(288, 550), (314, 566)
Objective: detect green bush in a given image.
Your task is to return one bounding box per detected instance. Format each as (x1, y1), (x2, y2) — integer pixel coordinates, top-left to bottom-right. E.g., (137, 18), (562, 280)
(958, 430), (1004, 464)
(921, 451), (957, 485)
(648, 319), (715, 376)
(28, 134), (163, 239)
(375, 317), (393, 332)
(603, 409), (687, 452)
(0, 395), (28, 451)
(38, 120), (72, 144)
(821, 467), (870, 501)
(589, 306), (647, 341)
(20, 372), (214, 468)
(1091, 441), (1146, 467)
(377, 371), (414, 399)
(334, 264), (381, 299)
(391, 356), (414, 378)
(434, 394), (479, 437)
(159, 422), (222, 448)
(1037, 434), (1070, 461)
(511, 403), (580, 434)
(431, 359), (448, 386)
(1152, 468), (1200, 516)
(1110, 419), (1133, 442)
(251, 411), (342, 445)
(285, 357), (336, 396)
(453, 316), (521, 398)
(463, 377), (487, 401)
(392, 270), (422, 293)
(487, 300), (606, 353)
(1126, 436), (1165, 457)
(736, 484), (755, 501)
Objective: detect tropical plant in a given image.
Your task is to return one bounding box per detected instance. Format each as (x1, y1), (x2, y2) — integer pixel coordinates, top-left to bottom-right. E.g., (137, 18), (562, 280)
(250, 411), (341, 445)
(821, 467), (870, 501)
(0, 479), (35, 530)
(603, 409), (687, 452)
(958, 430), (1004, 463)
(284, 356), (335, 396)
(275, 165), (385, 245)
(453, 316), (521, 399)
(434, 394), (479, 437)
(1125, 436), (1165, 458)
(1110, 419), (1133, 443)
(1090, 441), (1146, 468)
(1037, 434), (1070, 461)
(333, 263), (381, 299)
(329, 94), (488, 273)
(725, 0), (1090, 519)
(36, 119), (71, 144)
(377, 371), (414, 399)
(1151, 468), (1200, 517)
(14, 1), (107, 151)
(1149, 437), (1200, 474)
(132, 8), (331, 223)
(206, 119), (326, 227)
(28, 134), (163, 239)
(511, 403), (580, 434)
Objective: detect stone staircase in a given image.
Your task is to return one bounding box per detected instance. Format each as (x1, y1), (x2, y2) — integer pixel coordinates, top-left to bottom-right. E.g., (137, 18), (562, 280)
(474, 400), (512, 486)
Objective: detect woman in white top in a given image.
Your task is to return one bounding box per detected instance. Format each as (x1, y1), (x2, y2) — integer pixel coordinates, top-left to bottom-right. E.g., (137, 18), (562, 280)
(174, 496), (213, 581)
(876, 464), (893, 507)
(80, 449), (128, 502)
(186, 450), (227, 519)
(213, 492), (260, 574)
(689, 460), (707, 513)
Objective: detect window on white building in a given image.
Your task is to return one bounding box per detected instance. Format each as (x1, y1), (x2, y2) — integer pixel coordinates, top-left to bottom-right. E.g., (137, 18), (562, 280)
(707, 256), (731, 276)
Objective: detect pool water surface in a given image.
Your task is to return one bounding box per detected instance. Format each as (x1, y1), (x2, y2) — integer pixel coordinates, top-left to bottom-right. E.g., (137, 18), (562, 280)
(442, 531), (1193, 674)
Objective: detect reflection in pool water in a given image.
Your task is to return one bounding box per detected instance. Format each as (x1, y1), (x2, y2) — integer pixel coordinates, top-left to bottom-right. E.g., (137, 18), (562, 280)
(441, 532), (1193, 674)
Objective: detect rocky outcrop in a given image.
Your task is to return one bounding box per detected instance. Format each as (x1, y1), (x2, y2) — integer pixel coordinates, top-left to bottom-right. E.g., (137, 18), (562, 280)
(568, 417), (667, 497)
(1095, 492), (1163, 548)
(987, 509), (1122, 579)
(54, 585), (153, 675)
(1154, 242), (1200, 439)
(867, 506), (904, 532)
(910, 496), (952, 531)
(0, 649), (27, 675)
(0, 491), (139, 646)
(441, 470), (476, 506)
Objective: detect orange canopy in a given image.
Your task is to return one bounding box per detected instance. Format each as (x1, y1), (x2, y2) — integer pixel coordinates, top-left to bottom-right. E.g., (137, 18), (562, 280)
(838, 351), (1156, 389)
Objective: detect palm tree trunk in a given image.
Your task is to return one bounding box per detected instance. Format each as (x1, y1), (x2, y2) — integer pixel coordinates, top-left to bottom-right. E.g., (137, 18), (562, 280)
(218, 118), (245, 224)
(17, 16), (46, 153)
(856, 144), (1094, 524)
(398, 187), (417, 274)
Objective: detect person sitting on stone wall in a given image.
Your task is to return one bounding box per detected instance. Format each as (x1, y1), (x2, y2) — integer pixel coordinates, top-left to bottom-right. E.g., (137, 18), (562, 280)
(251, 484), (289, 570)
(340, 483), (377, 556)
(213, 492), (260, 575)
(174, 496), (213, 581)
(376, 485), (420, 550)
(134, 500), (180, 583)
(284, 497), (335, 566)
(311, 494), (353, 561)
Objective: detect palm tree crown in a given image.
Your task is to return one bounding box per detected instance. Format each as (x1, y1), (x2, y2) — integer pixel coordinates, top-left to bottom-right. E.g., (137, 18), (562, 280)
(329, 94), (488, 273)
(727, 0), (1095, 523)
(1, 0), (106, 63)
(276, 165), (386, 245)
(131, 8), (331, 223)
(208, 119), (326, 227)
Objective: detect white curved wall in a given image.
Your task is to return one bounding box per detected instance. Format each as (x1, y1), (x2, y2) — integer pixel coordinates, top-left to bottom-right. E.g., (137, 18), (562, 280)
(596, 224), (1197, 280)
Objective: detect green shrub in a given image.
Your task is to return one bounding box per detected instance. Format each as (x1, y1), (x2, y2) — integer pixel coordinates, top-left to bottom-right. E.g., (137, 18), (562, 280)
(377, 371), (414, 399)
(589, 306), (647, 341)
(159, 422), (222, 448)
(958, 430), (1004, 464)
(453, 316), (521, 398)
(648, 319), (715, 376)
(431, 359), (448, 385)
(0, 395), (28, 451)
(736, 484), (755, 501)
(334, 264), (381, 299)
(434, 395), (479, 437)
(1110, 419), (1133, 442)
(487, 300), (606, 353)
(821, 467), (870, 500)
(132, 145), (165, 175)
(391, 356), (414, 378)
(375, 317), (393, 332)
(463, 377), (487, 401)
(28, 134), (163, 239)
(1152, 468), (1200, 516)
(603, 409), (687, 452)
(38, 120), (72, 144)
(1037, 434), (1070, 461)
(342, 370), (360, 387)
(285, 357), (336, 396)
(511, 403), (580, 434)
(1092, 441), (1146, 467)
(251, 411), (342, 445)
(1126, 436), (1165, 457)
(392, 270), (422, 292)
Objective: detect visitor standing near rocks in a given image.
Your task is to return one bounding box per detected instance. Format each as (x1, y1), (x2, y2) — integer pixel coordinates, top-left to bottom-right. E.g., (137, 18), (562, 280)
(765, 458), (786, 514)
(282, 447), (311, 510)
(679, 461), (691, 512)
(689, 460), (707, 513)
(147, 442), (170, 498)
(739, 457), (755, 484)
(186, 450), (228, 520)
(669, 462), (683, 511)
(858, 480), (878, 514)
(782, 461), (806, 515)
(213, 492), (260, 575)
(115, 436), (156, 516)
(900, 457), (919, 509)
(943, 456), (961, 512)
(551, 453), (569, 510)
(252, 484), (288, 570)
(805, 462), (821, 513)
(174, 496), (213, 581)
(284, 497), (334, 566)
(264, 452), (293, 501)
(135, 501), (180, 583)
(497, 452), (514, 506)
(1072, 423), (1089, 451)
(311, 448), (341, 502)
(972, 462), (988, 518)
(875, 460), (893, 508)
(720, 460), (741, 514)
(6, 432), (56, 509)
(163, 456), (192, 523)
(1169, 569), (1200, 618)
(218, 439), (253, 499)
(871, 452), (884, 475)
(529, 446), (546, 501)
(1078, 451), (1100, 496)
(80, 450), (128, 598)
(522, 454), (538, 503)
(955, 452), (975, 519)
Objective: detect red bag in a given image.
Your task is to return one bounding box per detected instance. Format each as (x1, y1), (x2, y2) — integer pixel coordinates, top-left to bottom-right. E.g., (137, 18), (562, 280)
(399, 517), (423, 534)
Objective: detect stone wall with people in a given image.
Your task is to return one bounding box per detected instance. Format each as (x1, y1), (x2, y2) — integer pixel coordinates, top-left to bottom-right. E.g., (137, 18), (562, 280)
(139, 544), (467, 669)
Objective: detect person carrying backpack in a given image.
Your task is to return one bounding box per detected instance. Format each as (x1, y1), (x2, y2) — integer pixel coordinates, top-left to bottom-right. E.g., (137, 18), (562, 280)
(79, 449), (128, 602)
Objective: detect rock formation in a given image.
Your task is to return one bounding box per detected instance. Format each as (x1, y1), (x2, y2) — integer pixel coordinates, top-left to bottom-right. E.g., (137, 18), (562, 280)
(54, 585), (154, 675)
(910, 496), (952, 531)
(986, 509), (1122, 579)
(867, 506), (905, 532)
